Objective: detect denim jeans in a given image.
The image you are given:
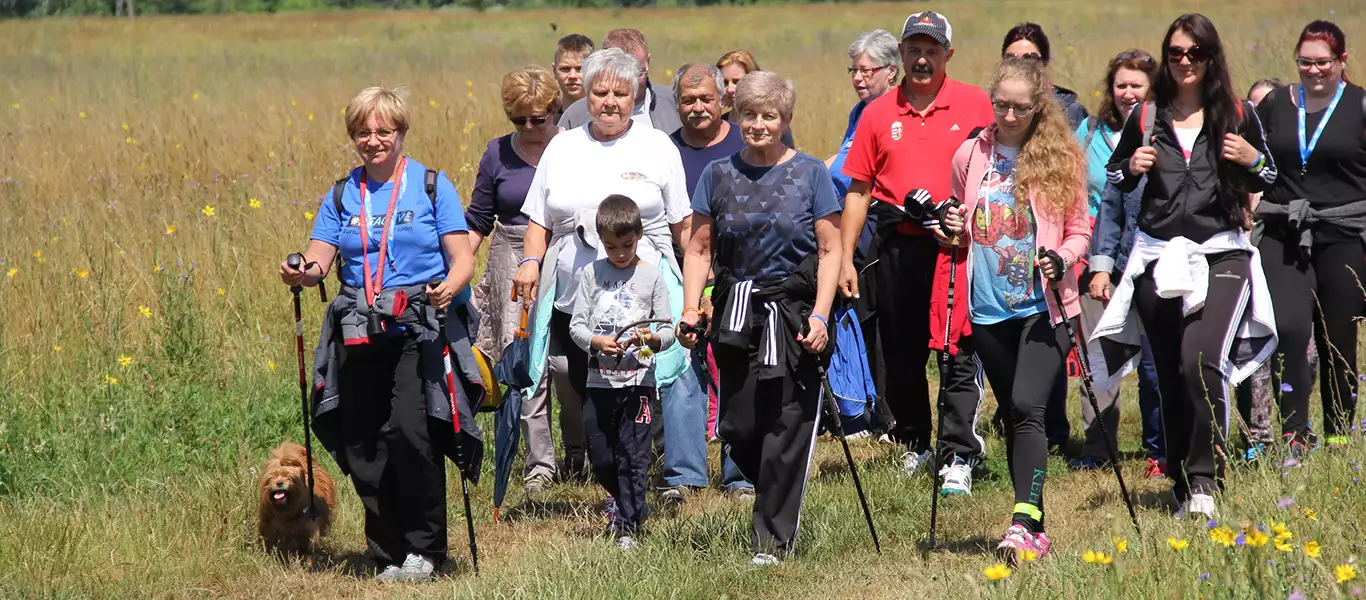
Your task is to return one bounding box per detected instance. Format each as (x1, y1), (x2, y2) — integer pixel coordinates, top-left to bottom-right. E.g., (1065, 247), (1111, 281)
(660, 348), (710, 488)
(1136, 336), (1165, 460)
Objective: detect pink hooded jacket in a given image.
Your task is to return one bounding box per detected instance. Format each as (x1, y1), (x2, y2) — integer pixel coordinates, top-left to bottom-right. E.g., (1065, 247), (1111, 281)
(928, 124), (1091, 353)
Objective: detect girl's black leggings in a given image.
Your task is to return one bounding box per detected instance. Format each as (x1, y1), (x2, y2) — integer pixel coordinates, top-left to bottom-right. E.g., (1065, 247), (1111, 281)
(1259, 230), (1364, 440)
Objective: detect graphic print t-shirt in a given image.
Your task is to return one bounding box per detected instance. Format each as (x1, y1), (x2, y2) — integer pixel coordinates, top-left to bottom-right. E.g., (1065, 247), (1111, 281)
(568, 259), (676, 389)
(968, 145), (1046, 325)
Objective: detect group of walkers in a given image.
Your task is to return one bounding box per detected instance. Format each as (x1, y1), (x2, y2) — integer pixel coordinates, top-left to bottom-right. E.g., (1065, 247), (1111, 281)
(277, 9), (1366, 581)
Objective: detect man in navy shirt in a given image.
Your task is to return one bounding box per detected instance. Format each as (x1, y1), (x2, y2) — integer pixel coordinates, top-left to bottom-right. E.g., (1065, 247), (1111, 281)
(670, 63), (747, 196)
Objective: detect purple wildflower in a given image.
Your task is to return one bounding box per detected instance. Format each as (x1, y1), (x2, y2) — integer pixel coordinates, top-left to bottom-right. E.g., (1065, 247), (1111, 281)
(1284, 457), (1300, 468)
(1236, 533), (1247, 546)
(1278, 497), (1296, 509)
(1289, 591), (1308, 600)
(1200, 572), (1210, 581)
(1281, 383), (1294, 393)
(1207, 520), (1219, 529)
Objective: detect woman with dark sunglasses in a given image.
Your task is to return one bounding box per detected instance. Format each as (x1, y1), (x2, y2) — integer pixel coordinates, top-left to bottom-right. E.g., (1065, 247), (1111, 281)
(466, 66), (583, 491)
(1098, 13), (1278, 521)
(1000, 23), (1090, 130)
(1253, 20), (1366, 454)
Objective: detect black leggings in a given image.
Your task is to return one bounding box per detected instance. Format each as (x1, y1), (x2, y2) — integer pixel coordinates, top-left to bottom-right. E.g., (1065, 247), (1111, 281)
(1134, 251), (1249, 499)
(1260, 231), (1364, 439)
(972, 312), (1068, 528)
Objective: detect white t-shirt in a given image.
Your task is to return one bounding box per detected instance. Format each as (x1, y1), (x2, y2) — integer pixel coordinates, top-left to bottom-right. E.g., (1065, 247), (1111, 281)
(633, 87), (654, 129)
(1174, 126), (1200, 164)
(523, 122), (689, 311)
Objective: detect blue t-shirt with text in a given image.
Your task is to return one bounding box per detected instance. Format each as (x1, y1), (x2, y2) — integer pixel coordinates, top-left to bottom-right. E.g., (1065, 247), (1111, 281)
(310, 159), (470, 302)
(691, 152), (841, 284)
(968, 147), (1046, 325)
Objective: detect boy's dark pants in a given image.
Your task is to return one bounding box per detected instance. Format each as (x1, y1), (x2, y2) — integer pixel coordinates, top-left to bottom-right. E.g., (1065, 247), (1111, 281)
(584, 385), (656, 537)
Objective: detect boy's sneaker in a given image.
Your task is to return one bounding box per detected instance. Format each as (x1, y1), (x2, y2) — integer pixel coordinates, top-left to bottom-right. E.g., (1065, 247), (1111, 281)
(1244, 442), (1267, 462)
(524, 472), (552, 496)
(727, 486), (756, 502)
(1143, 458), (1167, 478)
(995, 524), (1036, 566)
(603, 497), (619, 531)
(748, 553), (781, 567)
(939, 457), (972, 496)
(660, 485), (688, 506)
(1175, 493), (1217, 520)
(375, 564), (404, 583)
(616, 535), (640, 551)
(397, 553), (436, 582)
(902, 449), (933, 476)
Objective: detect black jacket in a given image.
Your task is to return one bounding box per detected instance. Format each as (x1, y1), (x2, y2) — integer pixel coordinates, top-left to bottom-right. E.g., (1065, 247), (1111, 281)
(711, 252), (819, 379)
(1106, 99), (1276, 243)
(1053, 85), (1090, 131)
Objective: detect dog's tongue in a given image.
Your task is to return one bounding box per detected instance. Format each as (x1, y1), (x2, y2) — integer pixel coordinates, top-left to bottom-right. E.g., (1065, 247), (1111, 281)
(272, 491), (286, 501)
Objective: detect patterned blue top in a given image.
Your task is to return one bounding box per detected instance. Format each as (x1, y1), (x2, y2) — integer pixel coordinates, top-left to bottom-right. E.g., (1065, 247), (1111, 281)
(968, 146), (1046, 325)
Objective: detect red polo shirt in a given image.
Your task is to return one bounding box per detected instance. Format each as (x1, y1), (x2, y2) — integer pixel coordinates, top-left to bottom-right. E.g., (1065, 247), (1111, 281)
(842, 77), (994, 234)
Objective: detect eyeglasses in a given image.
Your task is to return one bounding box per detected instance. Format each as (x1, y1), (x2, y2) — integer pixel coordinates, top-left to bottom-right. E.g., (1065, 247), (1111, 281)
(510, 115), (550, 127)
(1295, 57), (1338, 70)
(848, 64), (892, 78)
(1166, 45), (1211, 64)
(992, 101), (1036, 118)
(353, 129), (397, 141)
(1005, 52), (1043, 60)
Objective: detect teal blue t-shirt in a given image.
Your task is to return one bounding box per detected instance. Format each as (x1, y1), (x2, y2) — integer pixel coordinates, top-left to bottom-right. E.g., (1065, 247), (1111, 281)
(968, 145), (1046, 325)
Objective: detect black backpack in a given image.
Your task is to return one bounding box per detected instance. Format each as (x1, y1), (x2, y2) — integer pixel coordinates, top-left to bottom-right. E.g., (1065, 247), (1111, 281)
(329, 168), (441, 287)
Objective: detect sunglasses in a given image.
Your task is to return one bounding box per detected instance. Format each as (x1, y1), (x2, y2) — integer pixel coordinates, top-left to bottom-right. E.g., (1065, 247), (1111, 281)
(510, 115), (550, 127)
(1166, 45), (1211, 64)
(1115, 50), (1158, 67)
(1005, 52), (1043, 60)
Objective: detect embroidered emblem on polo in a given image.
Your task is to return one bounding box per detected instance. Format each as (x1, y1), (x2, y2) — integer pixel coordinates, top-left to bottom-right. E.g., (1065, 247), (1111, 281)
(950, 124), (961, 131)
(891, 121), (903, 141)
(621, 172), (646, 180)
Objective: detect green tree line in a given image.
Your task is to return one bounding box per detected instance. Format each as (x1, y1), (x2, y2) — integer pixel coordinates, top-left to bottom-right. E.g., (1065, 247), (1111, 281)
(1, 0), (764, 18)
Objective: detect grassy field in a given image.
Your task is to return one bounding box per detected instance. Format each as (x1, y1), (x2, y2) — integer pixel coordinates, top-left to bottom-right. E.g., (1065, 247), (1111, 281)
(2, 1), (1365, 598)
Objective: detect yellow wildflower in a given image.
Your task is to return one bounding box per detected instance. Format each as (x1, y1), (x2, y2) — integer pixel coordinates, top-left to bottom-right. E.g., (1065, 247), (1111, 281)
(53, 345), (62, 352)
(1082, 550), (1113, 565)
(74, 268), (89, 279)
(138, 305), (152, 318)
(105, 376), (118, 385)
(33, 251), (41, 258)
(1275, 538), (1294, 553)
(166, 225), (176, 235)
(466, 79), (473, 86)
(249, 198), (261, 209)
(1304, 508), (1318, 521)
(79, 111), (87, 119)
(1336, 564), (1357, 584)
(1168, 537), (1190, 551)
(192, 92), (200, 100)
(202, 205), (215, 217)
(1246, 530), (1269, 548)
(983, 563), (1011, 580)
(121, 123), (129, 131)
(308, 113), (315, 121)
(6, 268), (17, 278)
(1305, 541), (1322, 559)
(1021, 549), (1038, 563)
(11, 103), (17, 110)
(429, 99), (437, 107)
(125, 137), (134, 144)
(1113, 537), (1129, 553)
(304, 211), (315, 220)
(118, 356), (131, 368)
(267, 359), (276, 372)
(216, 288), (226, 296)
(1271, 522), (1290, 538)
(1210, 526), (1237, 547)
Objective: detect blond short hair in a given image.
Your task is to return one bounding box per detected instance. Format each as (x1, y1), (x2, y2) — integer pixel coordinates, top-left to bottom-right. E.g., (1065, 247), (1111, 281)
(501, 66), (561, 117)
(345, 87), (410, 139)
(602, 28), (648, 56)
(716, 49), (760, 73)
(734, 71), (795, 123)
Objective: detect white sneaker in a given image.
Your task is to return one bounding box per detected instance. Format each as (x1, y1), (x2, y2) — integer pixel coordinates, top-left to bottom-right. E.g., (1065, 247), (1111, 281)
(939, 457), (972, 496)
(877, 434), (897, 445)
(902, 449), (933, 475)
(375, 564), (404, 583)
(845, 429), (873, 441)
(617, 535), (640, 551)
(397, 553), (435, 582)
(1175, 493), (1217, 520)
(748, 552), (781, 567)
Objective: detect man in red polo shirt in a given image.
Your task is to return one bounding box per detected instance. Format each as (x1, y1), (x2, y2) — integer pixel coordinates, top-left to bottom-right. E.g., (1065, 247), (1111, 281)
(840, 11), (993, 494)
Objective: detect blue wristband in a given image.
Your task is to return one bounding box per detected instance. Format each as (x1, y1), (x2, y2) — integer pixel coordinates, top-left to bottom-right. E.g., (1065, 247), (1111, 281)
(809, 314), (828, 328)
(519, 257), (542, 267)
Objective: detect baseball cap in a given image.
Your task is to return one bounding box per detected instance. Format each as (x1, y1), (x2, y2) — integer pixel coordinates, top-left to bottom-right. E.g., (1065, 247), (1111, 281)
(901, 11), (953, 50)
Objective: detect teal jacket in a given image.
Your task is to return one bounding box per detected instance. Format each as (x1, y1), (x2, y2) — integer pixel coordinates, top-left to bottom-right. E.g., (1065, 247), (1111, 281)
(1075, 116), (1119, 218)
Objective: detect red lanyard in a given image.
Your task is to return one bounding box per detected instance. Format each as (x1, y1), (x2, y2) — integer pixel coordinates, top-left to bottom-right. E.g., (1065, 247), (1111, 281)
(358, 156), (407, 307)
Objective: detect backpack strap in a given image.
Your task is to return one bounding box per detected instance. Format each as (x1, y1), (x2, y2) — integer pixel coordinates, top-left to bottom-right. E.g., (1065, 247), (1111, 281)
(1082, 117), (1101, 151)
(330, 176), (347, 215)
(1139, 101), (1156, 147)
(425, 169), (438, 208)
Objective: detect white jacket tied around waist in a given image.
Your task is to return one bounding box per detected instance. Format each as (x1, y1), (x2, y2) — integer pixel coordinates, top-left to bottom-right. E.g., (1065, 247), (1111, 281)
(1086, 229), (1278, 391)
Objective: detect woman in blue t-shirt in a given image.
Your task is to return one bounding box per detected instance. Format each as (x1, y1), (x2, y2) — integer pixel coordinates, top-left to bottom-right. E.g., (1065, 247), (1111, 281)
(679, 71), (843, 568)
(278, 86), (476, 583)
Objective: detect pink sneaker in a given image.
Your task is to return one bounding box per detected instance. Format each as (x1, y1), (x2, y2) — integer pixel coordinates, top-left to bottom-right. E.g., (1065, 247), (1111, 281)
(996, 524), (1050, 565)
(1030, 531), (1052, 559)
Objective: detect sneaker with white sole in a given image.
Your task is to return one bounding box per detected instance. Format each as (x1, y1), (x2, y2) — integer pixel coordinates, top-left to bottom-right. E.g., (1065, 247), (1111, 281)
(939, 457), (972, 496)
(995, 524), (1035, 566)
(1175, 493), (1217, 520)
(375, 564), (404, 583)
(845, 429), (873, 441)
(524, 472), (552, 496)
(396, 553), (436, 582)
(727, 486), (756, 501)
(660, 485), (687, 506)
(748, 552), (781, 567)
(902, 449), (933, 476)
(617, 535), (640, 551)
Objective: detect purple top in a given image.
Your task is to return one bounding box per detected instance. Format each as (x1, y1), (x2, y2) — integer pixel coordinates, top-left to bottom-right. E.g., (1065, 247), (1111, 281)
(465, 134), (535, 235)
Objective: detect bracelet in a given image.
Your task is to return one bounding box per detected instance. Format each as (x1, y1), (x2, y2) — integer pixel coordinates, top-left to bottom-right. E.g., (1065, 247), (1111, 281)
(1246, 152), (1265, 174)
(682, 306), (700, 316)
(809, 314), (828, 327)
(519, 257), (542, 267)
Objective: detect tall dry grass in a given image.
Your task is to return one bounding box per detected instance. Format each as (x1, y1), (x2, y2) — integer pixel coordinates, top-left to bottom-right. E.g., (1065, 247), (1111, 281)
(1, 1), (1364, 598)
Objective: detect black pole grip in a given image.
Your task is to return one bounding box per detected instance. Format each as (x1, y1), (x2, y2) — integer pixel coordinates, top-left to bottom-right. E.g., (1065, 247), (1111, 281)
(1040, 248), (1066, 282)
(937, 196), (962, 238)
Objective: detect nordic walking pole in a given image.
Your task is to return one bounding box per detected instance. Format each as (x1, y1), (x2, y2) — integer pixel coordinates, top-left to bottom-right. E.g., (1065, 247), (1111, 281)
(817, 364), (881, 553)
(286, 253), (319, 519)
(429, 279), (480, 575)
(1041, 249), (1140, 532)
(928, 198), (962, 551)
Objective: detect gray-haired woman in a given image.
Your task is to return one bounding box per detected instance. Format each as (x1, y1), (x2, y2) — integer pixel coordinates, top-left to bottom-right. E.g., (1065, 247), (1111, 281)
(680, 70), (843, 567)
(513, 48), (692, 512)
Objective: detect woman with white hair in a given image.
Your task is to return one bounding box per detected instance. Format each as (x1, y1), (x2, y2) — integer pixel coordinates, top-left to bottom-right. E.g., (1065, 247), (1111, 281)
(514, 48), (691, 518)
(679, 70), (843, 567)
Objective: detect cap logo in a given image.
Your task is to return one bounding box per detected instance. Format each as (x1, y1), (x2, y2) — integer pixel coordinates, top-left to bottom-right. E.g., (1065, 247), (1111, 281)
(921, 16), (931, 22)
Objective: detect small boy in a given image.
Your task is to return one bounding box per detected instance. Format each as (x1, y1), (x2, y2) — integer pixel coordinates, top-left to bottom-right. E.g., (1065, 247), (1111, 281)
(569, 194), (675, 550)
